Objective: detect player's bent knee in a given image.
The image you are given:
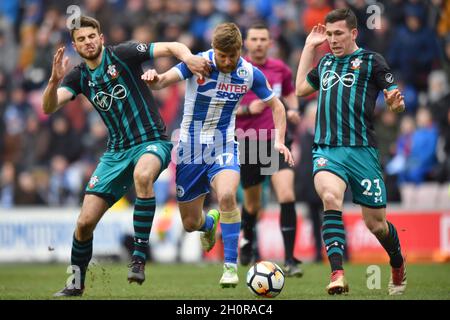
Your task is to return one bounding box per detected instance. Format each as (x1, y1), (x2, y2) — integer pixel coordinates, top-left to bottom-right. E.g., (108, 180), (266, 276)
(277, 191), (295, 203)
(321, 191), (341, 209)
(76, 218), (95, 239)
(244, 203), (261, 214)
(218, 192), (237, 212)
(182, 217), (201, 233)
(134, 171), (156, 189)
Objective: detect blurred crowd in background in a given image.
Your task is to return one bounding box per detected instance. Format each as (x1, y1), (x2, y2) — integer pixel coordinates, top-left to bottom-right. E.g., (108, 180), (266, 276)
(0, 0), (449, 208)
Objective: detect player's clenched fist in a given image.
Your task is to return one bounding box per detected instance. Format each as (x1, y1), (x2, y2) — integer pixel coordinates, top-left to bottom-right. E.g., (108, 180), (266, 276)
(141, 69), (160, 85)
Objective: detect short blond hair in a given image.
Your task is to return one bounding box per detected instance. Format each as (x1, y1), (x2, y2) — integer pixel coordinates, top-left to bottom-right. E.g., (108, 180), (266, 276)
(212, 22), (242, 52)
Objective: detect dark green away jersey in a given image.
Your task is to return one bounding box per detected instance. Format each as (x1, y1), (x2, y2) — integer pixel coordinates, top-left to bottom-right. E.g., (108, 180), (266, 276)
(307, 48), (398, 148)
(60, 42), (168, 152)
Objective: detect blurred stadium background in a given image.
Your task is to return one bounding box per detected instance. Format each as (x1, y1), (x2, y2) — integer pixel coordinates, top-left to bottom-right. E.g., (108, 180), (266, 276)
(0, 0), (449, 299)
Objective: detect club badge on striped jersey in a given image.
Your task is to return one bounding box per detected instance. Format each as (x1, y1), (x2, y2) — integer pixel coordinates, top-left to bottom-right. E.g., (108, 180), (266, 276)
(351, 57), (363, 70)
(237, 67), (248, 79)
(107, 64), (119, 78)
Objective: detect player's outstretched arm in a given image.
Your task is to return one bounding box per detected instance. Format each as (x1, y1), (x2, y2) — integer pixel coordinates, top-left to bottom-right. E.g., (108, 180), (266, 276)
(141, 68), (182, 90)
(42, 47), (73, 114)
(266, 96), (295, 167)
(295, 24), (327, 97)
(384, 88), (406, 113)
(151, 42), (211, 79)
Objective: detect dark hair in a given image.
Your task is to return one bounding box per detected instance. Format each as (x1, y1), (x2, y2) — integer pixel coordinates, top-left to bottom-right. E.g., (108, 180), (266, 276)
(325, 8), (358, 30)
(246, 22), (270, 38)
(70, 16), (101, 41)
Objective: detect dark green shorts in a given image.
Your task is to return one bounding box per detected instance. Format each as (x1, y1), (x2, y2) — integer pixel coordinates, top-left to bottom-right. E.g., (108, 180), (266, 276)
(312, 145), (387, 208)
(85, 140), (173, 206)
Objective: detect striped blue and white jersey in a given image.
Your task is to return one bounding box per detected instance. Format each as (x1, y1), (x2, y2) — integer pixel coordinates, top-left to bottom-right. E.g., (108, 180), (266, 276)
(173, 49), (275, 145)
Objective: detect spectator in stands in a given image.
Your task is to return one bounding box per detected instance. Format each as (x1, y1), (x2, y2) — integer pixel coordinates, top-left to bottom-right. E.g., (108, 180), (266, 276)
(0, 161), (15, 208)
(109, 24), (129, 46)
(365, 15), (392, 57)
(387, 3), (439, 90)
(398, 108), (439, 184)
(46, 115), (82, 163)
(302, 0), (333, 34)
(437, 0), (450, 37)
(301, 0), (332, 62)
(221, 0), (247, 27)
(429, 70), (450, 125)
(0, 28), (17, 75)
(0, 71), (7, 158)
(441, 34), (450, 84)
(18, 113), (50, 170)
(375, 109), (399, 168)
(190, 0), (225, 50)
(48, 155), (81, 206)
(23, 24), (57, 90)
(385, 115), (415, 200)
(2, 86), (33, 163)
(83, 0), (114, 39)
(122, 0), (148, 31)
(81, 113), (108, 164)
(396, 75), (419, 115)
(435, 107), (450, 183)
(347, 0), (374, 48)
(428, 70), (449, 105)
(14, 170), (46, 205)
(382, 0), (405, 28)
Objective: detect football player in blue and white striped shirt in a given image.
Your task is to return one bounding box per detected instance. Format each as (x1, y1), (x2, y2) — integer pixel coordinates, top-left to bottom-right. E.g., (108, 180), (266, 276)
(142, 22), (294, 288)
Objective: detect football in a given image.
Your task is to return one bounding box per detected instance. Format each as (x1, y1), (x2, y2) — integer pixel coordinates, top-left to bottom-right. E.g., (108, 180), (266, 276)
(246, 261), (285, 298)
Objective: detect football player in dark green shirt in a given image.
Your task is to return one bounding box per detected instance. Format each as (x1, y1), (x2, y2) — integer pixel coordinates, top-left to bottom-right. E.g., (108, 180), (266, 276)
(296, 8), (406, 296)
(43, 16), (211, 297)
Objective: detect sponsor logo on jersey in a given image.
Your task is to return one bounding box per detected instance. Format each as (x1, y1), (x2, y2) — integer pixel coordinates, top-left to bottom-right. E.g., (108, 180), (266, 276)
(93, 84), (128, 111)
(385, 73), (394, 84)
(321, 70), (356, 90)
(197, 80), (249, 100)
(216, 82), (248, 100)
(136, 43), (148, 53)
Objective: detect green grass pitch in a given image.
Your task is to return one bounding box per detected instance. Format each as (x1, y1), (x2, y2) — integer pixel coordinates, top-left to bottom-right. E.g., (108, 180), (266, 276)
(0, 262), (449, 300)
